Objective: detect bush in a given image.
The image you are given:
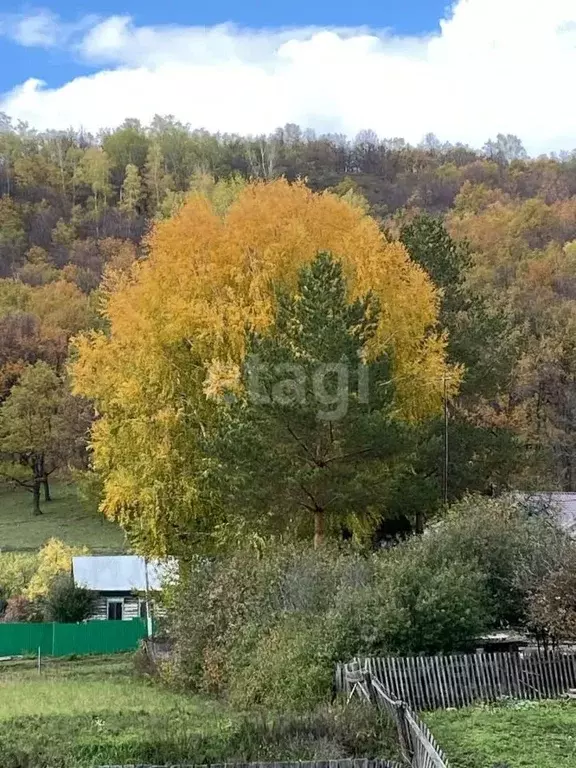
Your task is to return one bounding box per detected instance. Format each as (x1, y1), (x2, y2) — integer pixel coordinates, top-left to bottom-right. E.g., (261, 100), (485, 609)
(1, 595), (43, 623)
(166, 536), (493, 710)
(43, 574), (96, 623)
(229, 614), (340, 711)
(415, 495), (569, 626)
(370, 544), (492, 654)
(527, 544), (576, 642)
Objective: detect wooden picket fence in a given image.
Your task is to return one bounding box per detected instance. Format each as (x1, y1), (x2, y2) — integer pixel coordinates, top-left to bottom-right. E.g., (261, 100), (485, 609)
(342, 660), (448, 768)
(336, 651), (576, 711)
(99, 762), (403, 768)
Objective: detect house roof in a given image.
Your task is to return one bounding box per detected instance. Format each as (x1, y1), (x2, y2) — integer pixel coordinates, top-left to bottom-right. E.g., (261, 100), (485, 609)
(72, 555), (177, 592)
(515, 492), (576, 537)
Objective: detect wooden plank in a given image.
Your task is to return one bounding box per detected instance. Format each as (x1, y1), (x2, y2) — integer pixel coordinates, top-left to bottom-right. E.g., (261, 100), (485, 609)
(462, 653), (475, 706)
(432, 654), (447, 710)
(443, 655), (456, 708)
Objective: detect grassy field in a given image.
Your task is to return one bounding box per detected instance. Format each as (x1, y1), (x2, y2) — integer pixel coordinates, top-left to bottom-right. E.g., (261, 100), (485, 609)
(0, 655), (236, 767)
(0, 482), (126, 553)
(426, 699), (576, 768)
(0, 655), (400, 768)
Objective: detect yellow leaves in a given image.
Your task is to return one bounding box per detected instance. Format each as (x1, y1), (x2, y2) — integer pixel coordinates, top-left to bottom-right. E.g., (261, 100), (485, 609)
(203, 359), (242, 402)
(25, 538), (88, 599)
(71, 179), (451, 550)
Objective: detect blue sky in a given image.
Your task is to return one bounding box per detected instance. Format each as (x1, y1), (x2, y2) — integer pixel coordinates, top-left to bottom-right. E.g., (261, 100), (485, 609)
(0, 1), (447, 95)
(0, 0), (575, 155)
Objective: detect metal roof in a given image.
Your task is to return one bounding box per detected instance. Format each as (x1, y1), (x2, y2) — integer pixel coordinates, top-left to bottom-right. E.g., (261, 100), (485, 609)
(72, 555), (177, 592)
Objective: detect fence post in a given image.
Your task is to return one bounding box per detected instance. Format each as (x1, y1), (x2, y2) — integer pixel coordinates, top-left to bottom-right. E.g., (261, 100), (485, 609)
(394, 701), (413, 765)
(52, 621), (56, 656)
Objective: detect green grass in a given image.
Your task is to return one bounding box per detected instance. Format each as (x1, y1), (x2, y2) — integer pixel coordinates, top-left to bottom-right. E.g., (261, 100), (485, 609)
(0, 654), (236, 767)
(426, 699), (576, 768)
(0, 482), (126, 553)
(0, 655), (400, 768)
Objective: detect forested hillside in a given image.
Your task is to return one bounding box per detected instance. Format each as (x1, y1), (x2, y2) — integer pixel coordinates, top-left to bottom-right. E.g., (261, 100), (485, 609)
(2, 114), (576, 525)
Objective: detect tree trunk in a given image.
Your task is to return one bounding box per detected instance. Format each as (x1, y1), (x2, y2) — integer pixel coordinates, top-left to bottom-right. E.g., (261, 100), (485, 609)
(43, 475), (51, 502)
(32, 479), (42, 516)
(313, 508), (325, 549)
(414, 511), (425, 535)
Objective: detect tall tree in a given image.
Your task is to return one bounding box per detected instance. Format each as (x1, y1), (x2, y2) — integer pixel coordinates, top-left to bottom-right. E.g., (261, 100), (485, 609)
(119, 163), (143, 216)
(72, 179), (450, 555)
(77, 148), (112, 216)
(204, 252), (411, 547)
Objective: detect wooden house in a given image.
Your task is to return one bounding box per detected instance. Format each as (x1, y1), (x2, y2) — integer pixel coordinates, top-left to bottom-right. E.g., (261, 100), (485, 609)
(72, 555), (175, 623)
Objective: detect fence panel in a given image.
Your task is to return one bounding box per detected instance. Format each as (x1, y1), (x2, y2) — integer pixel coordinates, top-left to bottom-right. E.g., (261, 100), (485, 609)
(0, 618), (147, 657)
(337, 652), (576, 711)
(340, 661), (449, 768)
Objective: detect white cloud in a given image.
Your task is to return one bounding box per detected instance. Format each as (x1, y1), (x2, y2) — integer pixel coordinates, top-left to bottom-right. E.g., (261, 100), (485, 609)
(0, 9), (97, 48)
(1, 0), (576, 154)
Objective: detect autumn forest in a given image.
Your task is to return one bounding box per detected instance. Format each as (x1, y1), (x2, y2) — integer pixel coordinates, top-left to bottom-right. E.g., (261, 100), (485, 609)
(1, 114), (576, 550)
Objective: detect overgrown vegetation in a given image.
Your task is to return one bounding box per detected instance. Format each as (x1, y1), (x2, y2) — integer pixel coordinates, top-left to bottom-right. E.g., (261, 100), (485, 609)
(0, 655), (399, 768)
(163, 495), (574, 712)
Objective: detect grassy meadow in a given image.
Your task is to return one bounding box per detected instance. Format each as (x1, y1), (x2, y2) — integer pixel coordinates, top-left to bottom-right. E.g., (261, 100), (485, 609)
(0, 482), (126, 553)
(0, 655), (235, 767)
(426, 699), (576, 768)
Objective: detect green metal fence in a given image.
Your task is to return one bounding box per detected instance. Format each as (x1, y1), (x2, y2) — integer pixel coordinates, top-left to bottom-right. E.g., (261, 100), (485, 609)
(0, 618), (147, 657)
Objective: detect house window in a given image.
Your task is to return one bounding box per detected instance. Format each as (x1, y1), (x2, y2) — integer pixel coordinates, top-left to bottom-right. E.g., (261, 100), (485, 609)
(107, 599), (123, 620)
(139, 600), (148, 620)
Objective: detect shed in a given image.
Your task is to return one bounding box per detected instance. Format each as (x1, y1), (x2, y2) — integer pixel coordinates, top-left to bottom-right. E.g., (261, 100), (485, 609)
(72, 555), (176, 622)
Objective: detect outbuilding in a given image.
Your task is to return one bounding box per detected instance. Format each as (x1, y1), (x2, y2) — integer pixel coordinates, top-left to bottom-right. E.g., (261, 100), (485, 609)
(72, 555), (175, 625)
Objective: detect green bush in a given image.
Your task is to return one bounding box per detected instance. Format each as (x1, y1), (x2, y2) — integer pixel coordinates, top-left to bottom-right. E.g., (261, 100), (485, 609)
(165, 535), (494, 710)
(43, 574), (96, 623)
(416, 494), (570, 626)
(229, 614), (339, 711)
(164, 496), (569, 711)
(371, 544), (492, 654)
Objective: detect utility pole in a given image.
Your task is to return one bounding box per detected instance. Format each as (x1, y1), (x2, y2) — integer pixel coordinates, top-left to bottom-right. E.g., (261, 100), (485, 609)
(443, 371), (449, 509)
(143, 556), (153, 639)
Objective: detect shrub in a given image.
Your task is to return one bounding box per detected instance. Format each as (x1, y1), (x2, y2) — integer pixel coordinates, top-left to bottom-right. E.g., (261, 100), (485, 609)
(43, 574), (96, 623)
(415, 495), (569, 626)
(1, 595), (43, 622)
(166, 536), (493, 709)
(527, 544), (576, 642)
(371, 544), (493, 654)
(228, 614), (340, 711)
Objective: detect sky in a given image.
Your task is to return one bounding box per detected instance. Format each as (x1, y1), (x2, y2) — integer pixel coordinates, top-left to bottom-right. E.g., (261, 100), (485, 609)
(0, 0), (575, 154)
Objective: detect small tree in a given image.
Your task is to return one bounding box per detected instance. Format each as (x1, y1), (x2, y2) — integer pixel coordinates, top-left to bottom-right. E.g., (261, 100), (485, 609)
(26, 538), (88, 600)
(0, 362), (88, 514)
(43, 574), (95, 623)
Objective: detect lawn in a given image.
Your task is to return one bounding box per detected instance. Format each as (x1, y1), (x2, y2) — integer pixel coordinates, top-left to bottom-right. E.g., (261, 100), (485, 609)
(0, 654), (236, 767)
(426, 699), (576, 768)
(0, 482), (126, 553)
